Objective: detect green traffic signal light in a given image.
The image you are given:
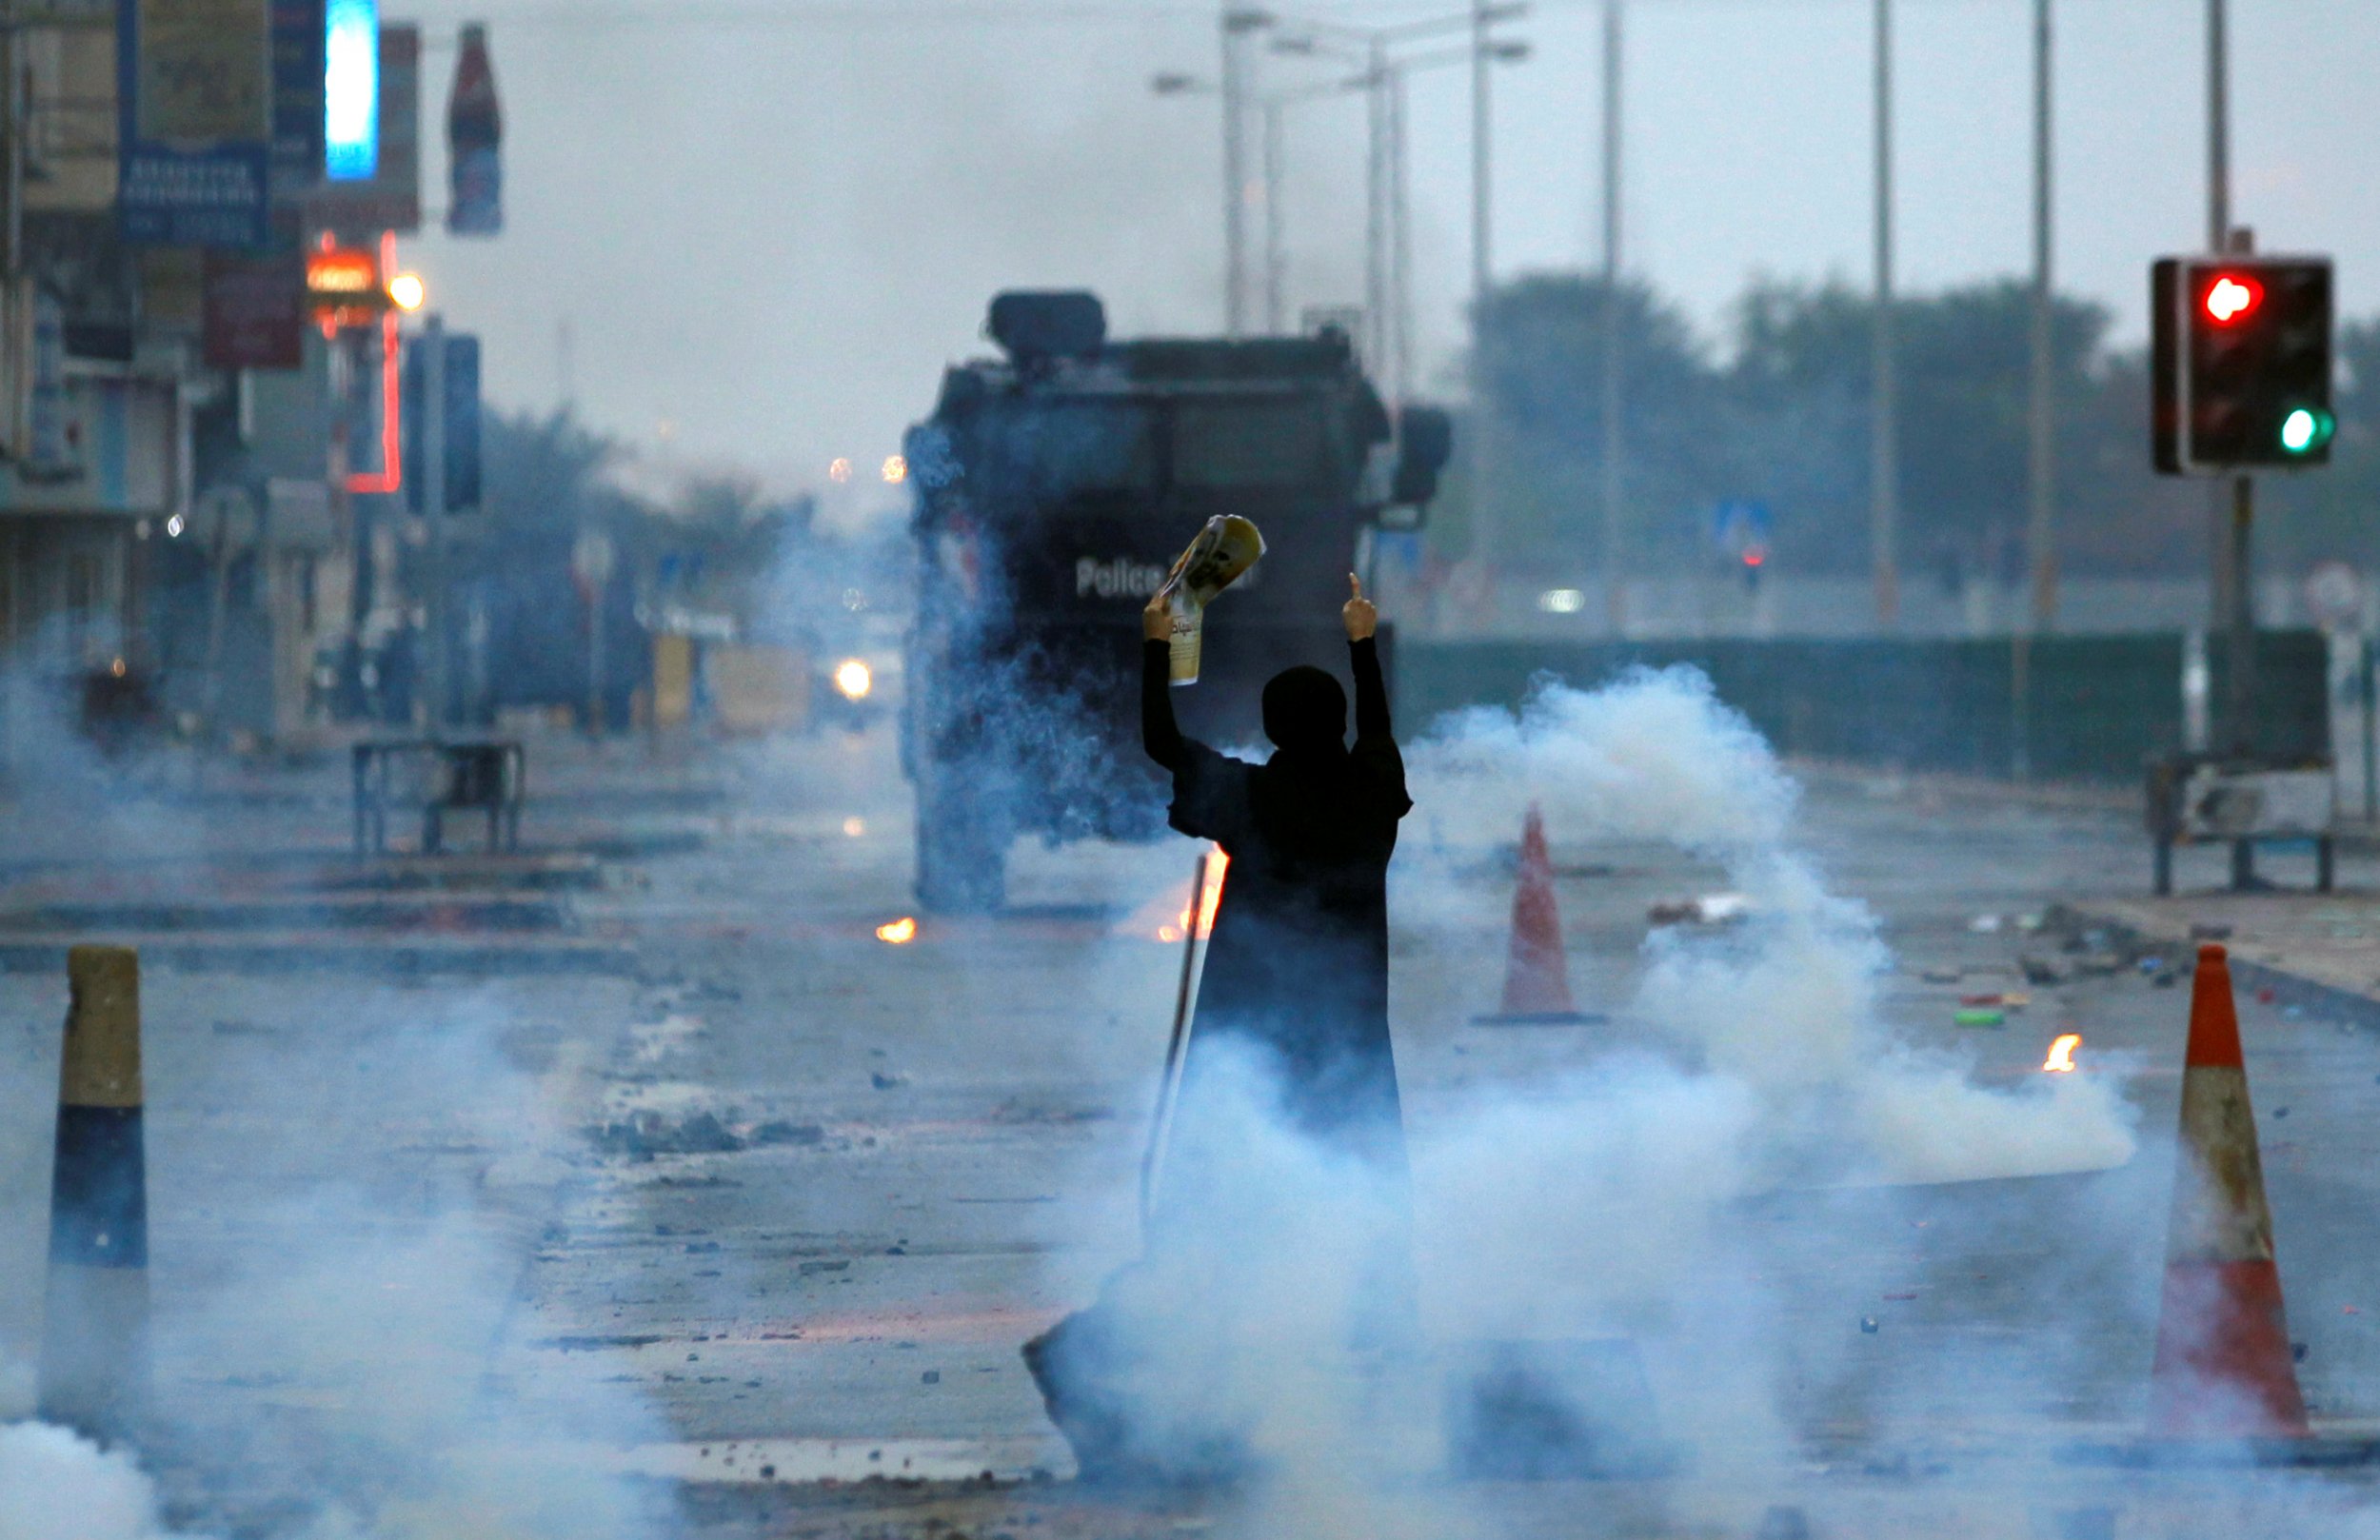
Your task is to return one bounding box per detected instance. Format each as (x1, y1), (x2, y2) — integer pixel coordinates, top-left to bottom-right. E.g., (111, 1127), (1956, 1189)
(2281, 406), (2335, 455)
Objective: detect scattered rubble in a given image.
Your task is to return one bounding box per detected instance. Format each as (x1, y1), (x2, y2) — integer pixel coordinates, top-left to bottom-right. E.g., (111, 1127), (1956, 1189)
(589, 1111), (828, 1160)
(1648, 893), (1750, 927)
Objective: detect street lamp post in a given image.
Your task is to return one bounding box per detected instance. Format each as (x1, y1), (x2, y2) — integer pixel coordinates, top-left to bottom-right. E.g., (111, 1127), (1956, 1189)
(1871, 0), (1900, 627)
(2025, 0), (2055, 635)
(1365, 36), (1390, 374)
(1219, 8), (1276, 338)
(1200, 10), (1525, 383)
(1472, 0), (1492, 312)
(1388, 63), (1414, 402)
(2014, 0), (2054, 778)
(1261, 97), (1286, 329)
(1600, 0), (1624, 635)
(1157, 67), (1368, 338)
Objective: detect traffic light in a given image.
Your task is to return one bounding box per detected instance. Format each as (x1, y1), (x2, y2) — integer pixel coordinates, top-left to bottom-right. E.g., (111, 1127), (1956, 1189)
(2152, 255), (2334, 474)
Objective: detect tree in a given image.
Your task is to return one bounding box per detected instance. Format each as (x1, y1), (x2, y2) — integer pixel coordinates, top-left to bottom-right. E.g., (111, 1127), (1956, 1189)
(1465, 273), (1727, 570)
(1719, 279), (2118, 582)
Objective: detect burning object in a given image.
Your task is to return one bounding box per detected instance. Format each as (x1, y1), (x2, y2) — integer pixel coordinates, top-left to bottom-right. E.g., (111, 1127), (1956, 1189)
(2043, 1034), (2080, 1074)
(1118, 848), (1229, 942)
(874, 917), (919, 944)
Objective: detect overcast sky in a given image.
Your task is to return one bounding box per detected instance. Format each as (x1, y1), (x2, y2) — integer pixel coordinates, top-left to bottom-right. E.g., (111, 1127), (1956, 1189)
(401, 0), (2380, 508)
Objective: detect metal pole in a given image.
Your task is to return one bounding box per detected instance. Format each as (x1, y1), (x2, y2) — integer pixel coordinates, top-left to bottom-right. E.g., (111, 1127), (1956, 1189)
(3, 22), (22, 280)
(2207, 0), (2229, 251)
(1140, 852), (1211, 1231)
(2227, 474), (2253, 763)
(1466, 4), (1500, 584)
(2363, 635), (2376, 825)
(1221, 9), (1248, 336)
(2013, 0), (2053, 779)
(588, 567), (605, 737)
(1471, 0), (1491, 310)
(2229, 474), (2254, 888)
(1389, 66), (1414, 405)
(1599, 0), (1624, 637)
(1365, 39), (1389, 375)
(2026, 0), (2055, 633)
(1261, 97), (1284, 333)
(2206, 0), (2233, 649)
(1870, 0), (1899, 627)
(424, 313), (448, 732)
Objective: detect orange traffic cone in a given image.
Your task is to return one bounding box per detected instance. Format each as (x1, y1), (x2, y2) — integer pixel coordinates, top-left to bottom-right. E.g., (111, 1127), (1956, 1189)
(1474, 806), (1596, 1025)
(2146, 942), (2308, 1442)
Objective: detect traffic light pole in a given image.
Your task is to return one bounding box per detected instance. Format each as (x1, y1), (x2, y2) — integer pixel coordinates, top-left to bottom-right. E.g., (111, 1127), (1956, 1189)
(2205, 0), (2252, 887)
(2227, 472), (2255, 885)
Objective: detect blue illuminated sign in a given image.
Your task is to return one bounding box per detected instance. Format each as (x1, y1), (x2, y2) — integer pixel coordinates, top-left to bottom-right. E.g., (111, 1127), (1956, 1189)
(325, 0), (380, 181)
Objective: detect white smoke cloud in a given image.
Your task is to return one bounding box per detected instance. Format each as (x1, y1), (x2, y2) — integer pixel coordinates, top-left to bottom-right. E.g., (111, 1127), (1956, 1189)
(1040, 663), (2150, 1519)
(0, 1421), (188, 1540)
(1409, 666), (2139, 1193)
(1410, 665), (1796, 851)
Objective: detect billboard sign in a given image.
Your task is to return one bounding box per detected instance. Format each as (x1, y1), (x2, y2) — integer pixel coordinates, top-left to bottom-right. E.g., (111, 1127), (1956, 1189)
(204, 248), (306, 369)
(270, 0), (327, 199)
(305, 243), (387, 327)
(308, 22), (418, 234)
(117, 0), (274, 248)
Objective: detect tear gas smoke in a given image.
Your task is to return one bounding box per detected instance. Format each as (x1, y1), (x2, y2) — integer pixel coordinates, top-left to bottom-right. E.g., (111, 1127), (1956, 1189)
(0, 1420), (182, 1540)
(1404, 666), (2138, 1192)
(0, 978), (669, 1540)
(1050, 664), (2149, 1510)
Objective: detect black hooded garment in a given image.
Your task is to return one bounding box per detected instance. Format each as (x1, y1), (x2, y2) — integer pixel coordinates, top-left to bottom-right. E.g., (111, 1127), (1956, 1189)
(1140, 635), (1413, 1167)
(1015, 638), (1417, 1484)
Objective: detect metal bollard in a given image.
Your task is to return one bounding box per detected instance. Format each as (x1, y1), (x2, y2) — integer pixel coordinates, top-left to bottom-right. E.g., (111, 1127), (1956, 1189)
(36, 945), (150, 1439)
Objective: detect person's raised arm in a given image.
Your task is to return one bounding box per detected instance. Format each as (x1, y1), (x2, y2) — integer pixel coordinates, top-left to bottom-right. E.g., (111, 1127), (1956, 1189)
(1343, 573), (1391, 743)
(1141, 586), (1187, 769)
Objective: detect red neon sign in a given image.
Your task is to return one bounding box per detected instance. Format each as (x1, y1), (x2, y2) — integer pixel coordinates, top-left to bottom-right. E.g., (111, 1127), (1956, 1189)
(345, 232), (404, 495)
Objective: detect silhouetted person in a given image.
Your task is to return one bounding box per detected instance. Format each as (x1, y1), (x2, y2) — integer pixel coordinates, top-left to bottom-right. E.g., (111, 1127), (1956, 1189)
(1138, 572), (1412, 1166)
(1024, 574), (1416, 1486)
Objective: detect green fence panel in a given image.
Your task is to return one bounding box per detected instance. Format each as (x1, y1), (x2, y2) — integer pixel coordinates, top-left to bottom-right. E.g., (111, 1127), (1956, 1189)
(1398, 631), (2331, 785)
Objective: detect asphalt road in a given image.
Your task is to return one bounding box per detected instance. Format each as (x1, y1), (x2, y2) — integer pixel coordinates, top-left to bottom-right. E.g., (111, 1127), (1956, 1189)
(8, 723), (2380, 1538)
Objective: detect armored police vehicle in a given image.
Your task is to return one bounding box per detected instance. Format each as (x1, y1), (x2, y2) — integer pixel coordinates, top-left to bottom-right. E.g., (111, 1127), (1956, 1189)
(901, 291), (1448, 912)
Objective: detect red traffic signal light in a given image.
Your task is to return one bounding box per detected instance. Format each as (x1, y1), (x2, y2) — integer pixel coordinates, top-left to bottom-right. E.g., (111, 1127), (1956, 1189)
(2201, 271), (2264, 326)
(2152, 255), (2333, 474)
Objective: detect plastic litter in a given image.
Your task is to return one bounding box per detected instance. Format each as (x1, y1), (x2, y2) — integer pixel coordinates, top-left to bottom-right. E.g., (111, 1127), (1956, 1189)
(1647, 893), (1750, 926)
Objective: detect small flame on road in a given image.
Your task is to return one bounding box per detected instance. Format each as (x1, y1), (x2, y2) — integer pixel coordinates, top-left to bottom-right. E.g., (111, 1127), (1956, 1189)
(1157, 851), (1229, 943)
(2043, 1033), (2081, 1074)
(875, 917), (919, 944)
